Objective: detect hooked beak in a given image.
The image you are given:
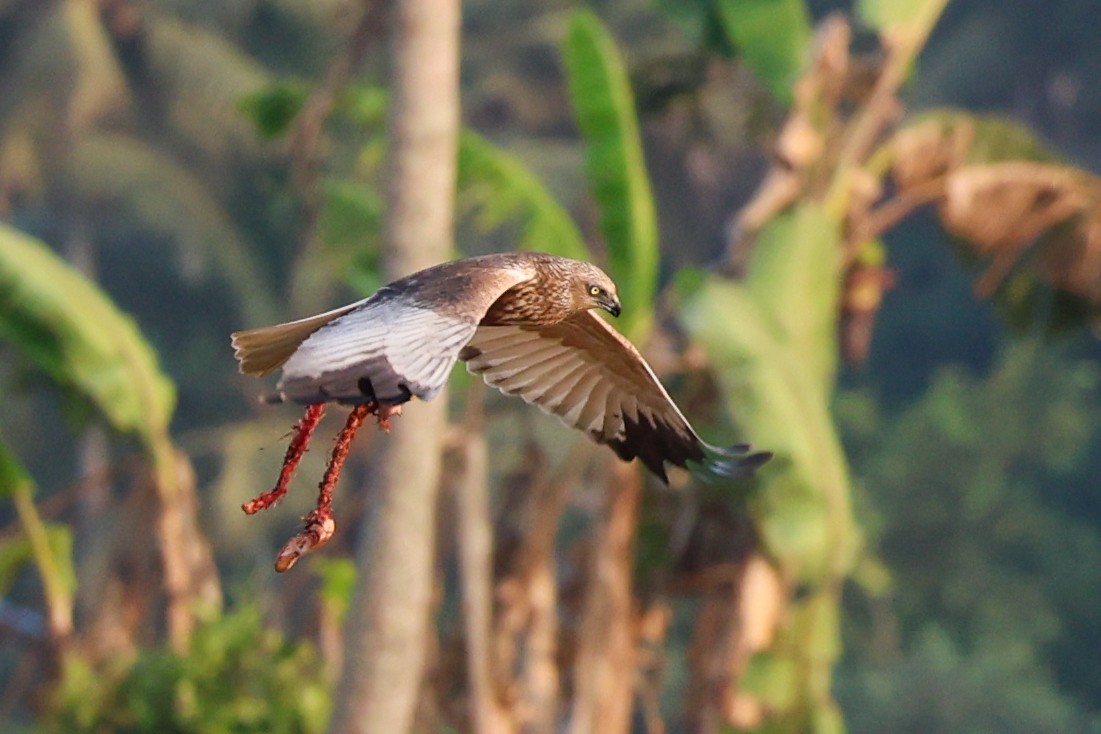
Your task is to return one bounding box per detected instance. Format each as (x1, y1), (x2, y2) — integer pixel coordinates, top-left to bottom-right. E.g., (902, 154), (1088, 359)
(602, 296), (622, 318)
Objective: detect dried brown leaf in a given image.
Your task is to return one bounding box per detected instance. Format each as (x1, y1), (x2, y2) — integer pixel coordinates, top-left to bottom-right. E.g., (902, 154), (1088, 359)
(940, 162), (1101, 301)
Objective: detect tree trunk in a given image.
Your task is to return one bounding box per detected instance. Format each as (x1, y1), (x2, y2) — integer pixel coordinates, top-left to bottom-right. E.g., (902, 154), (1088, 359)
(327, 0), (460, 731)
(568, 460), (643, 734)
(455, 381), (514, 734)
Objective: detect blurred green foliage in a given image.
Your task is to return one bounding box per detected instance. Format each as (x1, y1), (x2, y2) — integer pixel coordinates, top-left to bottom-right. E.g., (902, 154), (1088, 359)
(0, 225), (175, 441)
(457, 129), (589, 261)
(683, 204), (852, 732)
(712, 0), (812, 104)
(562, 10), (659, 341)
(1, 0), (1100, 731)
(836, 343), (1101, 730)
(44, 606), (329, 734)
(0, 440), (75, 629)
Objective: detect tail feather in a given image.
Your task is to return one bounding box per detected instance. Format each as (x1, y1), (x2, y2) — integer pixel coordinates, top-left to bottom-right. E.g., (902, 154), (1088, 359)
(231, 302), (362, 376)
(692, 443), (772, 483)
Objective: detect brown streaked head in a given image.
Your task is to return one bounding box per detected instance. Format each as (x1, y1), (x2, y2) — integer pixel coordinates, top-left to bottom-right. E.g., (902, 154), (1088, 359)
(571, 262), (621, 318)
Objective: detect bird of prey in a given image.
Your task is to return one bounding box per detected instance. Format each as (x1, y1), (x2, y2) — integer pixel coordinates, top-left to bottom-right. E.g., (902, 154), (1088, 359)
(232, 252), (769, 569)
(234, 252), (769, 481)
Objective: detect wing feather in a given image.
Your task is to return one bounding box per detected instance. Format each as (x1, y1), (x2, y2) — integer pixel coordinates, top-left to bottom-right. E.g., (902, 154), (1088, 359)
(252, 265), (535, 405)
(231, 300), (368, 376)
(462, 311), (770, 482)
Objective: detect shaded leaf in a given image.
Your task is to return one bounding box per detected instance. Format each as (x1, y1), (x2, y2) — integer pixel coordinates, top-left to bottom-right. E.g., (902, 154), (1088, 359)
(65, 133), (279, 327)
(239, 80), (310, 138)
(886, 114), (1101, 314)
(943, 162), (1101, 307)
(890, 111), (1061, 191)
(0, 524), (75, 613)
(0, 434), (31, 498)
(0, 0), (132, 133)
(713, 0), (812, 104)
(145, 16), (272, 162)
(0, 439), (76, 629)
(457, 129), (589, 261)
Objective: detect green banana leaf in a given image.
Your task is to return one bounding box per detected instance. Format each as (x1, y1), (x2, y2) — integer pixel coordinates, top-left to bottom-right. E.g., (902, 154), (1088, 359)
(0, 438), (75, 629)
(0, 223), (175, 440)
(858, 0), (949, 32)
(713, 0), (812, 104)
(562, 10), (659, 340)
(681, 203), (855, 731)
(457, 129), (589, 261)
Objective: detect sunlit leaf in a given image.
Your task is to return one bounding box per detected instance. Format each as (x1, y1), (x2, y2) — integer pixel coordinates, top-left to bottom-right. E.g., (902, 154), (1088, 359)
(680, 203), (852, 577)
(741, 651), (798, 709)
(858, 0), (948, 34)
(337, 85), (389, 129)
(0, 224), (175, 438)
(681, 202), (855, 725)
(320, 178), (383, 294)
(313, 557), (357, 623)
(745, 204), (843, 390)
(0, 439), (76, 625)
(562, 10), (658, 340)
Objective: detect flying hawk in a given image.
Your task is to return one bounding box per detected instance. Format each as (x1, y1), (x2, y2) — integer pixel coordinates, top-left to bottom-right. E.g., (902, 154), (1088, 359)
(233, 252), (770, 484)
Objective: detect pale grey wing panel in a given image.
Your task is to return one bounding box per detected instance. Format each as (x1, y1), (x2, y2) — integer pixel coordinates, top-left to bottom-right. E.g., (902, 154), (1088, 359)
(278, 300), (477, 405)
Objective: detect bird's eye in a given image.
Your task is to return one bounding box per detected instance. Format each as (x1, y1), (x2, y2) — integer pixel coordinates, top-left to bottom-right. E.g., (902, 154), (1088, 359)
(589, 285), (603, 297)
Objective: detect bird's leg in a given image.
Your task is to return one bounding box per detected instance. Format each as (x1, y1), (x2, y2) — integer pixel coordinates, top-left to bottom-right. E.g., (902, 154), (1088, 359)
(274, 402), (372, 572)
(375, 403), (403, 432)
(242, 403), (326, 515)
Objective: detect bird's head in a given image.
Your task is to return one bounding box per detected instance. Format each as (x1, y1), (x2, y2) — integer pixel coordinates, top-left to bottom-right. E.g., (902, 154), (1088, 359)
(572, 263), (621, 318)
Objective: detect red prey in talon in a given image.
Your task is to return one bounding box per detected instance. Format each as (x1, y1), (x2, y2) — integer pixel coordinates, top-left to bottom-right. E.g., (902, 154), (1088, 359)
(267, 402), (401, 572)
(242, 403), (326, 515)
(313, 403), (372, 523)
(274, 506), (335, 573)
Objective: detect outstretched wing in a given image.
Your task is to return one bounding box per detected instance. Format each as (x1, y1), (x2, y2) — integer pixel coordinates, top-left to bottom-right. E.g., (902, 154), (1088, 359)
(232, 301), (366, 377)
(232, 263), (536, 406)
(279, 299), (482, 404)
(461, 310), (770, 482)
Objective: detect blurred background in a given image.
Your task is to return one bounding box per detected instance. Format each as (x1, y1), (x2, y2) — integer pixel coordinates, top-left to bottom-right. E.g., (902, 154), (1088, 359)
(1, 0), (1100, 732)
